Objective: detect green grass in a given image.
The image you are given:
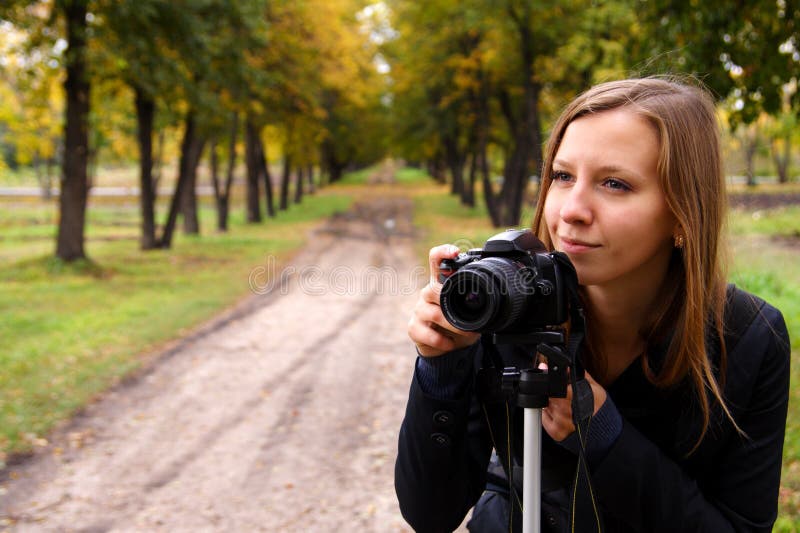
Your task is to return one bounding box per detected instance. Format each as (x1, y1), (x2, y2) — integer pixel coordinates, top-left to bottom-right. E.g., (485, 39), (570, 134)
(0, 189), (353, 459)
(394, 166), (440, 185)
(729, 205), (800, 237)
(334, 162), (435, 186)
(0, 166), (41, 187)
(728, 209), (800, 528)
(335, 167), (372, 185)
(410, 181), (537, 264)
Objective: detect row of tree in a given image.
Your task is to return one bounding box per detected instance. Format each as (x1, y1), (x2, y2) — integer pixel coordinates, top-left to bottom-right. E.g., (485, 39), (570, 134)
(383, 0), (799, 226)
(0, 0), (388, 260)
(2, 1), (799, 257)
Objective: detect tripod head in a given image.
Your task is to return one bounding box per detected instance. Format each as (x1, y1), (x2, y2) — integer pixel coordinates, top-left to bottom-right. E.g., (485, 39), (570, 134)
(474, 251), (588, 413)
(483, 328), (586, 409)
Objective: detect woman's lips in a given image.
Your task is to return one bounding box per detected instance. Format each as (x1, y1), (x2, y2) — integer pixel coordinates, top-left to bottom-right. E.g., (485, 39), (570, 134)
(559, 236), (600, 254)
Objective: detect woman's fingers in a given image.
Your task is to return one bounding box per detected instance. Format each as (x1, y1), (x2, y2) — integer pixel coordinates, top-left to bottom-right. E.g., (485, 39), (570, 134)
(542, 371), (609, 441)
(407, 244), (480, 357)
(428, 244), (461, 286)
(408, 317), (457, 355)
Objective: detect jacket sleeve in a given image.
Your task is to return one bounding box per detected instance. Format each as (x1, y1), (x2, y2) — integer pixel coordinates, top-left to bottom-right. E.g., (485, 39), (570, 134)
(591, 302), (790, 532)
(395, 343), (494, 533)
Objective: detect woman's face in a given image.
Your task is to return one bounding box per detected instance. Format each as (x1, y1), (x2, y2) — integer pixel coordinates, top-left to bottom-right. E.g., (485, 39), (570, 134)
(544, 108), (677, 292)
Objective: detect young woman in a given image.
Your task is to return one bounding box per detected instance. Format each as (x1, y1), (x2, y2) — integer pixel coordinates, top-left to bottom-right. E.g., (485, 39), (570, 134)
(396, 78), (790, 532)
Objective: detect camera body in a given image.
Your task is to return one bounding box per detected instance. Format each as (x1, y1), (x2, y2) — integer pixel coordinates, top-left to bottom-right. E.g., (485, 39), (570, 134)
(438, 229), (568, 334)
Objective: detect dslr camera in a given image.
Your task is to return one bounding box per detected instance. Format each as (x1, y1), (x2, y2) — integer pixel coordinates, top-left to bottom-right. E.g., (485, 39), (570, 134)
(438, 229), (569, 334)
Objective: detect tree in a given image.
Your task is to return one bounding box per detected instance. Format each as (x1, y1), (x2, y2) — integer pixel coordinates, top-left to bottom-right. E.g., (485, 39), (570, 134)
(100, 0), (264, 246)
(311, 0), (388, 182)
(767, 84), (797, 183)
(385, 0), (636, 226)
(638, 0), (800, 127)
(0, 27), (64, 199)
(1, 1), (96, 260)
(56, 0), (91, 261)
(209, 112), (239, 232)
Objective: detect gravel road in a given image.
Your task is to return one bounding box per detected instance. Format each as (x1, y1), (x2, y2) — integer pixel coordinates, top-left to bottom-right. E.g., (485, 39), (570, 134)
(0, 195), (449, 532)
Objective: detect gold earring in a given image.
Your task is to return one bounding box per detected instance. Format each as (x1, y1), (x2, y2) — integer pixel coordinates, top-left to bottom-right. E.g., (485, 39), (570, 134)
(674, 234), (685, 249)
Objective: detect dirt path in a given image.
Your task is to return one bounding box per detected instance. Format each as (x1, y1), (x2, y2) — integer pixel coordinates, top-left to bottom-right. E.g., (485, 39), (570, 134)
(0, 195), (435, 532)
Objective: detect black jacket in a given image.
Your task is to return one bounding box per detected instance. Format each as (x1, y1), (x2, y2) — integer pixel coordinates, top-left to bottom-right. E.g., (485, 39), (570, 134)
(395, 287), (790, 532)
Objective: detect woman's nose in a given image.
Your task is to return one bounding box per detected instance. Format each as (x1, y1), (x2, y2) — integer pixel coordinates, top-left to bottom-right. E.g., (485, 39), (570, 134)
(559, 182), (593, 225)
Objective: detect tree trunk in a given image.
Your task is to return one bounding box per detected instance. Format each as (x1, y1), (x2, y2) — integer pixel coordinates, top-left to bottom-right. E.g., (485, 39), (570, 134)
(745, 137), (758, 187)
(307, 165), (315, 194)
(244, 117), (262, 223)
(280, 153), (291, 210)
(322, 140), (347, 183)
(255, 130), (275, 217)
(482, 172), (502, 227)
(212, 111), (238, 232)
(209, 138), (223, 232)
(294, 166), (304, 204)
(180, 123), (205, 235)
(153, 129), (165, 195)
(772, 135), (791, 184)
(464, 67), (490, 209)
(56, 0), (90, 261)
(158, 112), (198, 248)
(443, 133), (465, 197)
(427, 154), (447, 183)
(45, 156), (55, 199)
(134, 85), (157, 250)
(329, 163), (345, 183)
(464, 152), (477, 208)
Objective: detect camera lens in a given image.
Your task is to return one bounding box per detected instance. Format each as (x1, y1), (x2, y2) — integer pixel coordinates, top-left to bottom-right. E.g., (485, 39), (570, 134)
(440, 269), (498, 331)
(452, 285), (490, 322)
(462, 291), (485, 313)
(440, 257), (528, 332)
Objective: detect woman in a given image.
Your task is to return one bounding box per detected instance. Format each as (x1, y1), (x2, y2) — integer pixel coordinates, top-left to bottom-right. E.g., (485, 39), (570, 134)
(395, 77), (790, 532)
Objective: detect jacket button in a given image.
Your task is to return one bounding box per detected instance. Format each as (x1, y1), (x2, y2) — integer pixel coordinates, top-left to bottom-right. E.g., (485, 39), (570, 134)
(433, 410), (454, 428)
(430, 433), (451, 447)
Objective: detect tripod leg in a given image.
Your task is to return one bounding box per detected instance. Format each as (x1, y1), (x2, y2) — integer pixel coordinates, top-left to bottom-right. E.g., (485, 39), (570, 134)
(523, 407), (542, 533)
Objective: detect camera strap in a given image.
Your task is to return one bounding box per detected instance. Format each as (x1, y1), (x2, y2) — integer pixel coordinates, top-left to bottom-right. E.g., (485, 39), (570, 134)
(551, 252), (605, 532)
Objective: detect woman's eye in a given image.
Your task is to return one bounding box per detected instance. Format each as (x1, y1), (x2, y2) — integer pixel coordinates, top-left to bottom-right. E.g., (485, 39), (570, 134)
(603, 178), (631, 191)
(551, 171), (572, 183)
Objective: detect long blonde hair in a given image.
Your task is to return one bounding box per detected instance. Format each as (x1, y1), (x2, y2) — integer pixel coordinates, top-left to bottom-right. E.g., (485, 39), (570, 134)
(531, 77), (731, 449)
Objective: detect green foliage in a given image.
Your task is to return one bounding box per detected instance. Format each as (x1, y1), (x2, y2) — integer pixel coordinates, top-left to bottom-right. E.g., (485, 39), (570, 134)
(383, 0), (644, 225)
(636, 0), (800, 127)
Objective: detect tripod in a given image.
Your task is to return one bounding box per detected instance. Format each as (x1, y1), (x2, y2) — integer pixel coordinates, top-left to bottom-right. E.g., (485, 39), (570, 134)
(490, 331), (579, 533)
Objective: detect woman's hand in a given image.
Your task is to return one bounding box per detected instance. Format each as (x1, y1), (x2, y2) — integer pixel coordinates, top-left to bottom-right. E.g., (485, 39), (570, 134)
(542, 371), (608, 442)
(407, 244), (480, 357)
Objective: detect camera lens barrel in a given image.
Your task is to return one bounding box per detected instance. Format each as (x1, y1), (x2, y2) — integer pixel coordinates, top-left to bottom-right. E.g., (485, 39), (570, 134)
(439, 257), (530, 333)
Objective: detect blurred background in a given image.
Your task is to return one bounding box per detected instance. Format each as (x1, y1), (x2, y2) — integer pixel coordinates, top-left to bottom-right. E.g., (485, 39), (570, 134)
(1, 0), (799, 530)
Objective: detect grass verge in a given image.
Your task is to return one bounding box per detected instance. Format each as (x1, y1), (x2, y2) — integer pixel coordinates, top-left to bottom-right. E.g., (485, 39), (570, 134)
(0, 189), (353, 461)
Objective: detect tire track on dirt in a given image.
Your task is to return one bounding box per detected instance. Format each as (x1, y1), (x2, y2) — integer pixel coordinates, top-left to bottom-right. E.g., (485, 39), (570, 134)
(81, 233), (390, 531)
(143, 289), (380, 492)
